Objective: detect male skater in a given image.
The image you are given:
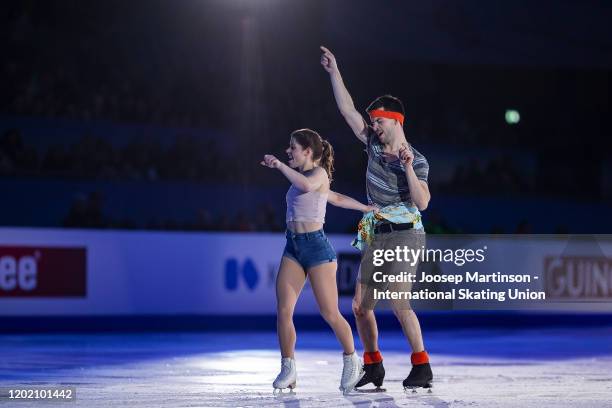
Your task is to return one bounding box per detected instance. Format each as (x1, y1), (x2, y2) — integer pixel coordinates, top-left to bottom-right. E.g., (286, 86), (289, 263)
(320, 46), (433, 391)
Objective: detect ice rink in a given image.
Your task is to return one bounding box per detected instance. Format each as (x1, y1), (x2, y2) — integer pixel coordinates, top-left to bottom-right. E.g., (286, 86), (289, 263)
(1, 327), (611, 407)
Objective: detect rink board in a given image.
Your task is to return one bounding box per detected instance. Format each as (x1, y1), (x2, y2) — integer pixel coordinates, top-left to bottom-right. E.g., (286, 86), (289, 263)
(1, 228), (611, 316)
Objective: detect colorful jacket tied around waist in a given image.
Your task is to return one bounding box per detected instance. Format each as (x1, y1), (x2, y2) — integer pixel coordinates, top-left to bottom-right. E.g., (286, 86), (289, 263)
(351, 203), (423, 251)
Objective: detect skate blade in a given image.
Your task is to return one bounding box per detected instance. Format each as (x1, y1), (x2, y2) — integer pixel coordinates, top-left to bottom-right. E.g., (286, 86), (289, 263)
(273, 382), (296, 395)
(403, 382), (433, 394)
(355, 386), (387, 393)
(339, 383), (357, 396)
(340, 368), (366, 395)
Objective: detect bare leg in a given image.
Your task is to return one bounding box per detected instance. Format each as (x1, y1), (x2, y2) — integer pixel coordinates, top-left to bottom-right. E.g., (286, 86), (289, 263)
(276, 256), (306, 358)
(308, 261), (355, 354)
(352, 279), (379, 352)
(392, 308), (425, 352)
(390, 231), (426, 353)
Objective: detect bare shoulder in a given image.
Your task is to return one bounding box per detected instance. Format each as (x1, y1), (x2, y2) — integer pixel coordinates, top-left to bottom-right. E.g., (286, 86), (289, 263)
(310, 166), (328, 177)
(304, 166), (329, 182)
(311, 167), (330, 190)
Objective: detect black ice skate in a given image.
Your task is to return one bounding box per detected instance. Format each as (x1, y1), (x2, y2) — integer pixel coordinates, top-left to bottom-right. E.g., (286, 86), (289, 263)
(403, 362), (433, 393)
(355, 361), (385, 389)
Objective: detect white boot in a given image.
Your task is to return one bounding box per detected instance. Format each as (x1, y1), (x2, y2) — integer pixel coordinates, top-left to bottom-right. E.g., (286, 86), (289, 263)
(339, 351), (364, 395)
(273, 357), (296, 392)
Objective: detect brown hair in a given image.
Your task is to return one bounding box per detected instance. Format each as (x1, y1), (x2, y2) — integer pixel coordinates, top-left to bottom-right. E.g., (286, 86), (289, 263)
(290, 128), (334, 182)
(366, 94), (406, 125)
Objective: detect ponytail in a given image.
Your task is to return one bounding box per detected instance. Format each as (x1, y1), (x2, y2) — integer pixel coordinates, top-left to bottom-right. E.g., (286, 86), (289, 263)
(319, 139), (335, 183)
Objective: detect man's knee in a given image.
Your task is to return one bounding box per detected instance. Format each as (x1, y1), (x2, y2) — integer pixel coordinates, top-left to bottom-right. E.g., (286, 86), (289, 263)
(392, 306), (414, 321)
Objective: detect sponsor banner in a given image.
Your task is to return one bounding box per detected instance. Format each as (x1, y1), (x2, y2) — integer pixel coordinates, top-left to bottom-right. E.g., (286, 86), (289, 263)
(0, 229), (353, 315)
(544, 256), (612, 300)
(0, 229), (610, 315)
(0, 246), (86, 297)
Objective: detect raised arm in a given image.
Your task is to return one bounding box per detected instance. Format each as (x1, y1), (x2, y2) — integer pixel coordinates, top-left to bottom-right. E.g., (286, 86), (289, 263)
(261, 155), (327, 192)
(320, 46), (368, 144)
(328, 191), (376, 213)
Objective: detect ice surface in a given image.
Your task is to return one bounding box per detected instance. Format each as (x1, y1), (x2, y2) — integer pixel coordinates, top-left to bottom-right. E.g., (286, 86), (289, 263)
(1, 329), (611, 407)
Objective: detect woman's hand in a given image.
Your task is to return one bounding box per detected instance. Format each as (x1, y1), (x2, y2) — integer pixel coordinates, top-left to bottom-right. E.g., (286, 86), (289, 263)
(260, 154), (282, 169)
(365, 204), (380, 214)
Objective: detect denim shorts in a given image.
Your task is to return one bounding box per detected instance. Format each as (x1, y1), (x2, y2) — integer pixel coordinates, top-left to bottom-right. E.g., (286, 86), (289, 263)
(283, 229), (337, 271)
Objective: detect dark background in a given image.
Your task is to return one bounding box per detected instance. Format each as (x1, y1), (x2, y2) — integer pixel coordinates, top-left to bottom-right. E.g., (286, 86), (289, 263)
(2, 0), (611, 234)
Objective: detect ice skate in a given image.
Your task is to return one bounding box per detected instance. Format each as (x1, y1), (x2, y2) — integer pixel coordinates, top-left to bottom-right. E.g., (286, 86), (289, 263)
(355, 360), (385, 390)
(403, 362), (433, 393)
(272, 357), (296, 394)
(339, 351), (365, 395)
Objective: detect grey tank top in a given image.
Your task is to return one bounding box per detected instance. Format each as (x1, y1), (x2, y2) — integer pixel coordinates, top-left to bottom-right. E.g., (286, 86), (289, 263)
(365, 127), (429, 207)
(285, 185), (328, 223)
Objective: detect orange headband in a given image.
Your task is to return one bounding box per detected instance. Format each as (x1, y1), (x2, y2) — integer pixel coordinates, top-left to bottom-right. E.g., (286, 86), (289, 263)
(368, 109), (405, 125)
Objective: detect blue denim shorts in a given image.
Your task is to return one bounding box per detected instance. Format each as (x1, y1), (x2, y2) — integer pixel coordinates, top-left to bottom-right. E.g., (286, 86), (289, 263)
(283, 229), (337, 271)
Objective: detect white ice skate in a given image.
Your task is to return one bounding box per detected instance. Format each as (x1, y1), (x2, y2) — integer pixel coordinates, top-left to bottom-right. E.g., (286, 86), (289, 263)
(339, 351), (365, 395)
(273, 357), (296, 393)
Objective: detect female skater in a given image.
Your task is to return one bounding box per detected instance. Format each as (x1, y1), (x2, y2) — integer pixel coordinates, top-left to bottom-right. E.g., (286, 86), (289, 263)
(261, 128), (372, 394)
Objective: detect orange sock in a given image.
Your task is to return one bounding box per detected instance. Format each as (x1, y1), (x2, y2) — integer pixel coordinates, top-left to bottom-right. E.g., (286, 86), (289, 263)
(411, 350), (429, 365)
(363, 351), (383, 364)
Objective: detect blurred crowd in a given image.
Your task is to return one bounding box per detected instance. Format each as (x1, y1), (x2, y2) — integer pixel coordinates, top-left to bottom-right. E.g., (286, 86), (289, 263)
(62, 191), (283, 232)
(1, 2), (608, 234)
(441, 156), (533, 195)
(0, 127), (531, 193)
(58, 189), (543, 234)
(0, 128), (221, 182)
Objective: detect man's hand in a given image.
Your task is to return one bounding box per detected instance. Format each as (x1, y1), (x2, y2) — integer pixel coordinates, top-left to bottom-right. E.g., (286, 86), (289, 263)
(352, 296), (366, 317)
(399, 143), (414, 167)
(320, 46), (338, 74)
(321, 45), (368, 143)
(260, 154), (282, 169)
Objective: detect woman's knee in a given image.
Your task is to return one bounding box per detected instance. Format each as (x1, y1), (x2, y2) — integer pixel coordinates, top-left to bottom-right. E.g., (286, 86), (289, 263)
(320, 308), (341, 325)
(277, 306), (294, 322)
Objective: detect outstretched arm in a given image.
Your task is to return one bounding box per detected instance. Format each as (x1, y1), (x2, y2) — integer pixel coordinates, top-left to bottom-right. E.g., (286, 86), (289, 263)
(320, 46), (368, 144)
(260, 155), (327, 192)
(328, 191), (377, 213)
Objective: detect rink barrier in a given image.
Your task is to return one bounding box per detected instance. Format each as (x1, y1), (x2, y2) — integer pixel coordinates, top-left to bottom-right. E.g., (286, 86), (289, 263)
(2, 228), (612, 319)
(1, 311), (611, 333)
